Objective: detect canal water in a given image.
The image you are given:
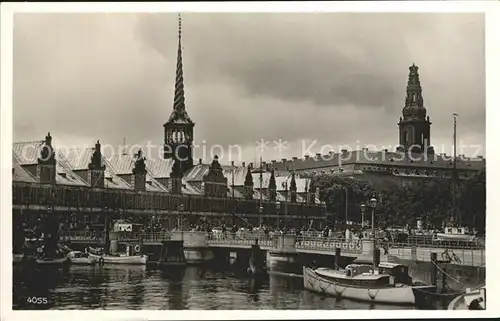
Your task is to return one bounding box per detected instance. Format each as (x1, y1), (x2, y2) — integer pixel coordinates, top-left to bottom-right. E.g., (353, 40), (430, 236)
(13, 265), (452, 310)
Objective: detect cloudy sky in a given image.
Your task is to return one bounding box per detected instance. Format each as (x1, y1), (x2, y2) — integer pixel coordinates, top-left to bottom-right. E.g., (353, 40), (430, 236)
(13, 13), (485, 164)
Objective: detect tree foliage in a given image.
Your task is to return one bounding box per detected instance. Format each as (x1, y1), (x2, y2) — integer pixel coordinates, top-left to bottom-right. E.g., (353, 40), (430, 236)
(315, 170), (485, 231)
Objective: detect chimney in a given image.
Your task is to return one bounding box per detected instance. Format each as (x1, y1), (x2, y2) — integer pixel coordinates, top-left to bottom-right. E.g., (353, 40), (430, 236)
(341, 149), (348, 153)
(281, 158), (287, 163)
(383, 149), (388, 153)
(198, 158), (202, 165)
(315, 153), (321, 159)
(242, 161), (246, 168)
(271, 160), (277, 164)
(304, 155), (310, 160)
(329, 151), (334, 156)
(231, 161), (234, 166)
(292, 157), (298, 161)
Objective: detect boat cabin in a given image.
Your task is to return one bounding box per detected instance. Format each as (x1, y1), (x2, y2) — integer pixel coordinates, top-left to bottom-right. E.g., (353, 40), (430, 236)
(377, 262), (412, 285)
(443, 226), (469, 235)
(316, 264), (390, 288)
(68, 251), (89, 259)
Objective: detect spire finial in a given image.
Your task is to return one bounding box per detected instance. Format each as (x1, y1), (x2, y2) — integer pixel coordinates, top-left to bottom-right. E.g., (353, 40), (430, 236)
(178, 12), (182, 41)
(173, 12), (185, 113)
(168, 11), (193, 124)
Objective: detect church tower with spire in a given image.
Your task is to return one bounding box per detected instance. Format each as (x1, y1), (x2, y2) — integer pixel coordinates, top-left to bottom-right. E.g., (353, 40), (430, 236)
(164, 13), (195, 173)
(397, 64), (434, 155)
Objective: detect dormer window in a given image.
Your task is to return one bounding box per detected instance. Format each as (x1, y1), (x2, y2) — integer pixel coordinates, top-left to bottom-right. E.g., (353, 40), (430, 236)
(447, 228), (452, 233)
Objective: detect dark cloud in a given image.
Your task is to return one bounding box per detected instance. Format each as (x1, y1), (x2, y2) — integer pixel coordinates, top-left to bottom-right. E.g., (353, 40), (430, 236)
(13, 12), (485, 163)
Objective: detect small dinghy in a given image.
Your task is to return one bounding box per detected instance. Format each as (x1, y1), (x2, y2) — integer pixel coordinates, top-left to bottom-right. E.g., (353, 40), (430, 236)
(303, 262), (436, 305)
(36, 256), (70, 266)
(67, 251), (97, 265)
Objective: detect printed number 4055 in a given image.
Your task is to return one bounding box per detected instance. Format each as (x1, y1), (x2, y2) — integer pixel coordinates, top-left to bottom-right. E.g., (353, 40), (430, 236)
(27, 297), (48, 304)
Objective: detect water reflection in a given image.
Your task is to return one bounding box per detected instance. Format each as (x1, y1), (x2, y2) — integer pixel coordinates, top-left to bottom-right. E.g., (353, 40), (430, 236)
(13, 265), (421, 310)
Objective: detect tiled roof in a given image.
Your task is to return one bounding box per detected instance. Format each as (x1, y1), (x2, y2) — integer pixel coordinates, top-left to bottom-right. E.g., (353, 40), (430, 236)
(12, 153), (36, 183)
(61, 148), (132, 190)
(12, 141), (88, 186)
(181, 178), (201, 195)
(63, 147), (96, 170)
(184, 164), (210, 182)
(105, 154), (168, 192)
(54, 153), (90, 186)
(106, 154), (135, 175)
(145, 158), (174, 178)
(269, 150), (486, 172)
(12, 141), (44, 165)
(101, 159), (133, 190)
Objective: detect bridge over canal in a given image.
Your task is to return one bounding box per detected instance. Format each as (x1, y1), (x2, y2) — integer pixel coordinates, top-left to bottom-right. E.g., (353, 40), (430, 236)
(60, 231), (486, 267)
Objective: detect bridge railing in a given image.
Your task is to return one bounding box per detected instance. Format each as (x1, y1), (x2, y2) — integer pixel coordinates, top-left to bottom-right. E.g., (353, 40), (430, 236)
(207, 235), (277, 248)
(389, 240), (485, 250)
(13, 182), (326, 218)
(60, 230), (103, 241)
(295, 236), (363, 254)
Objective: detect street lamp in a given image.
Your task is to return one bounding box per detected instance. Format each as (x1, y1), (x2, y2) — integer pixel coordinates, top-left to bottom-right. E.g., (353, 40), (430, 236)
(259, 205), (263, 228)
(360, 204), (366, 228)
(369, 197), (377, 269)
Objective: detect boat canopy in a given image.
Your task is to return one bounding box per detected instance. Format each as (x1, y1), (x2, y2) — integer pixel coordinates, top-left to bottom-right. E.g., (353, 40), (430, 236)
(378, 262), (407, 269)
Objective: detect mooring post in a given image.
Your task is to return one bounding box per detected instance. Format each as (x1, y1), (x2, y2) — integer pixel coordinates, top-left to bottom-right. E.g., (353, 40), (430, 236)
(373, 247), (380, 268)
(335, 247), (341, 270)
(442, 265), (447, 292)
(430, 252), (437, 286)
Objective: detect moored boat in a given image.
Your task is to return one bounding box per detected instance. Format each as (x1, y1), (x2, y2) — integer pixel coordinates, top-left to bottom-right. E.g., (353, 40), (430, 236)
(448, 286), (486, 310)
(67, 251), (97, 265)
(88, 252), (147, 265)
(303, 262), (436, 305)
(36, 256), (70, 266)
(434, 226), (476, 243)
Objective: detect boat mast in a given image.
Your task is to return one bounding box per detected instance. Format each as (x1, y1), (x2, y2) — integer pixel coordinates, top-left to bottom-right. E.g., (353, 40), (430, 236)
(259, 156), (263, 228)
(452, 113), (458, 226)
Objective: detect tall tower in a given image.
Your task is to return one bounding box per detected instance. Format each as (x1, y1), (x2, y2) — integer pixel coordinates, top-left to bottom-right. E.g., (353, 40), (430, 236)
(397, 64), (434, 155)
(163, 13), (195, 173)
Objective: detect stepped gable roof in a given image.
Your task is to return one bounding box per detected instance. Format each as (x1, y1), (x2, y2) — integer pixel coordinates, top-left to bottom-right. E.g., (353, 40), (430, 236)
(12, 141), (88, 186)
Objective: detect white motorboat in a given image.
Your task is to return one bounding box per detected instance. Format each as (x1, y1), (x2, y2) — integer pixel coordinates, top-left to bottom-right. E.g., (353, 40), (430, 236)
(67, 251), (97, 265)
(434, 226), (476, 242)
(303, 262), (436, 305)
(88, 252), (147, 265)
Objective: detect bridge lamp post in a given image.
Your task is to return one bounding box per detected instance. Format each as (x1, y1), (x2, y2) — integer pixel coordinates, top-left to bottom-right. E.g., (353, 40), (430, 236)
(259, 205), (263, 229)
(360, 204), (366, 229)
(369, 197), (377, 269)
